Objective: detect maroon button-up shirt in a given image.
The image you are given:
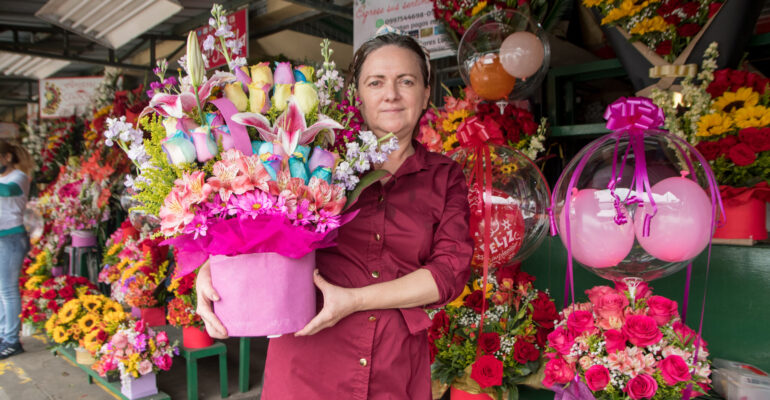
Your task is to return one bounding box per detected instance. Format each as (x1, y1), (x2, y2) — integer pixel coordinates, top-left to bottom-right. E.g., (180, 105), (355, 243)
(261, 141), (473, 399)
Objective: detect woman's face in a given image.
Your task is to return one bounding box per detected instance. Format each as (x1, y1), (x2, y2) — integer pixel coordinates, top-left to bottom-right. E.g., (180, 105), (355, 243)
(357, 45), (430, 141)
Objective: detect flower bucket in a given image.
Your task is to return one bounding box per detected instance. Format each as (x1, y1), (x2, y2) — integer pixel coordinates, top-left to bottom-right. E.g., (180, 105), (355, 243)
(71, 230), (97, 247)
(209, 251), (316, 337)
(450, 387), (494, 400)
(183, 326), (214, 349)
(714, 197), (768, 240)
(75, 347), (96, 365)
(21, 323), (37, 337)
(120, 372), (158, 400)
(139, 306), (167, 327)
(595, 0), (762, 95)
(51, 266), (64, 277)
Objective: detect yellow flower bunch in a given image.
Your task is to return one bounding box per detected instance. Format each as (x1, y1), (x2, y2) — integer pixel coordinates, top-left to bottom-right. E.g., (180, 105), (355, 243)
(471, 1), (487, 17)
(696, 113), (734, 137)
(45, 293), (121, 349)
(24, 275), (47, 291)
(601, 0), (647, 25)
(442, 109), (471, 133)
(629, 16), (669, 35)
(25, 250), (51, 276)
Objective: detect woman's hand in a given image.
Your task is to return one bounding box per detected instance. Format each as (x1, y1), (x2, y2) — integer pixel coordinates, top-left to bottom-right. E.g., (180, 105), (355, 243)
(195, 261), (229, 339)
(294, 269), (361, 336)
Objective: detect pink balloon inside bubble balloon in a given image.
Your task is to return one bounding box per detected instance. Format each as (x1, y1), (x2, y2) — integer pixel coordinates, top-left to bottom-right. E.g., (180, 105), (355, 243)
(499, 31), (545, 80)
(558, 188), (635, 268)
(633, 176), (712, 262)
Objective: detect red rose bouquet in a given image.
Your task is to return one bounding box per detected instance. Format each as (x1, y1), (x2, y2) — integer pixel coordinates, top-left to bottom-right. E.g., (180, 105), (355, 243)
(542, 282), (711, 400)
(429, 265), (557, 398)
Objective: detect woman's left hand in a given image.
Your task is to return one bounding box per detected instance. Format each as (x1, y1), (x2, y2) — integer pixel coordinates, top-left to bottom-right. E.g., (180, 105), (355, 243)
(294, 269), (361, 336)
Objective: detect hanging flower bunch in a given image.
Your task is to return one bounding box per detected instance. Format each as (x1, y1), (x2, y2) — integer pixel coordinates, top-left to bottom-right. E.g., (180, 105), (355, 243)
(542, 282), (711, 399)
(432, 0), (565, 40)
(20, 275), (99, 328)
(584, 0), (725, 62)
(652, 43), (770, 188)
(99, 219), (142, 302)
(92, 319), (179, 379)
(418, 86), (547, 160)
(44, 293), (127, 353)
(117, 237), (170, 309)
(429, 265), (558, 398)
(23, 116), (77, 181)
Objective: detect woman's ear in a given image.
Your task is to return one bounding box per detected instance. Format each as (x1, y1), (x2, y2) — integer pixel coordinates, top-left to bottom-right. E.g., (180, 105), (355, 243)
(422, 85), (431, 109)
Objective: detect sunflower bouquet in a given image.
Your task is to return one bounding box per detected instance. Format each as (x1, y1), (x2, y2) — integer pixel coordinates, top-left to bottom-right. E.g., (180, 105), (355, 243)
(44, 293), (127, 353)
(21, 275), (99, 328)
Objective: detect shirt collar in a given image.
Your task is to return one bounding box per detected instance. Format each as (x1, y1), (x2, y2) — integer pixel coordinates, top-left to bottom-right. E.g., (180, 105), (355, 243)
(393, 140), (434, 178)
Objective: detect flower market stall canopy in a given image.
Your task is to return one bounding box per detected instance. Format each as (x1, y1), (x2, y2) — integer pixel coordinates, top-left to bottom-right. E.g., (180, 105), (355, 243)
(0, 0), (356, 120)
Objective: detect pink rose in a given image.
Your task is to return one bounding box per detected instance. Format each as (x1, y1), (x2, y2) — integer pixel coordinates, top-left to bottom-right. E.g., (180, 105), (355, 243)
(567, 310), (596, 335)
(137, 360), (154, 376)
(154, 354), (173, 371)
(623, 315), (663, 347)
(671, 321), (708, 348)
(561, 302), (593, 320)
(111, 333), (128, 350)
(585, 286), (618, 304)
(547, 327), (575, 355)
(155, 331), (169, 346)
(584, 364), (611, 391)
(604, 329), (627, 353)
(135, 319), (147, 333)
(646, 296), (679, 326)
(594, 292), (628, 317)
(626, 374), (658, 399)
(660, 355), (692, 386)
(614, 281), (651, 299)
(542, 358), (575, 388)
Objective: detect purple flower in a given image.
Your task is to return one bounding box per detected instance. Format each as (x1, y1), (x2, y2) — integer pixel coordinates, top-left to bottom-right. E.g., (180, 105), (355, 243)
(206, 194), (228, 218)
(226, 194), (242, 216)
(291, 199), (315, 226)
(315, 210), (341, 233)
(134, 334), (148, 352)
(163, 77), (177, 87)
(183, 213), (209, 239)
(272, 196), (289, 216)
(202, 35), (216, 51)
(235, 191), (273, 219)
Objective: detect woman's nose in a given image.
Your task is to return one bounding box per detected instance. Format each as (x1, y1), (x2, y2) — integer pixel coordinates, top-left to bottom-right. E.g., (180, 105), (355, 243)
(383, 81), (400, 101)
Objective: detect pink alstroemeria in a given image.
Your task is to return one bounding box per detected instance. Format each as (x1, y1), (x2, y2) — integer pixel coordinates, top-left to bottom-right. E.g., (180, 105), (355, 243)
(207, 160), (244, 202)
(159, 188), (196, 235)
(236, 155), (271, 193)
(174, 171), (212, 204)
(231, 98), (343, 156)
(307, 177), (346, 215)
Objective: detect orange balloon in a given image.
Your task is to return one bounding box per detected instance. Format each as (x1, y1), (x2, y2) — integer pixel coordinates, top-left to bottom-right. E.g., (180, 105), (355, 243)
(469, 53), (516, 101)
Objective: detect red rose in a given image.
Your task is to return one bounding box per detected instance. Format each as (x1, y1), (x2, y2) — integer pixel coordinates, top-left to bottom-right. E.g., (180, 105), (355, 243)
(42, 290), (56, 300)
(48, 300), (60, 313)
(663, 14), (682, 26)
(626, 374), (658, 399)
(464, 290), (485, 313)
(646, 295), (679, 326)
(729, 69), (748, 89)
(660, 354), (692, 385)
(470, 355), (504, 389)
(30, 289), (41, 299)
(536, 327), (549, 348)
(655, 40), (673, 56)
(622, 315), (663, 346)
(696, 140), (722, 161)
(739, 127), (770, 153)
(728, 143), (757, 166)
(708, 2), (722, 18)
(58, 286), (75, 299)
(96, 329), (108, 342)
(677, 23), (701, 37)
(717, 136), (738, 156)
(495, 264), (519, 284)
(513, 339), (539, 364)
(430, 309), (450, 335)
(32, 314), (45, 322)
(585, 364), (611, 391)
(680, 2), (700, 17)
(532, 292), (558, 329)
(566, 310), (595, 335)
(657, 0), (682, 16)
(479, 332), (501, 354)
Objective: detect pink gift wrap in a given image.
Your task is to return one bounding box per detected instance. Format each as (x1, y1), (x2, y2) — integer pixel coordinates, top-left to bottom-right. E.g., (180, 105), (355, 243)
(210, 251), (316, 337)
(120, 372), (158, 399)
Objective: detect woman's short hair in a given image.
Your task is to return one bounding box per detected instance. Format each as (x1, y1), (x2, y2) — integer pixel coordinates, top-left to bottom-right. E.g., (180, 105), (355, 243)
(349, 33), (430, 89)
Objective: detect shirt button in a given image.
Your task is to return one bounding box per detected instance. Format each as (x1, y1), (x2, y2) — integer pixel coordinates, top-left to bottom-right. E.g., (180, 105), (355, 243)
(371, 270), (380, 278)
(368, 315), (376, 322)
(359, 358), (368, 367)
(375, 233), (381, 241)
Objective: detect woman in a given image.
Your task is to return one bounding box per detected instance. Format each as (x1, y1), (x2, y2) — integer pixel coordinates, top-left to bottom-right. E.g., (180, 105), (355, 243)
(197, 33), (473, 399)
(0, 141), (31, 359)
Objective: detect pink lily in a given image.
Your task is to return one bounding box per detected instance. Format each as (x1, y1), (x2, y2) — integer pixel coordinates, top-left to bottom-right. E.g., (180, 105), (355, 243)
(231, 98), (343, 156)
(140, 71), (234, 119)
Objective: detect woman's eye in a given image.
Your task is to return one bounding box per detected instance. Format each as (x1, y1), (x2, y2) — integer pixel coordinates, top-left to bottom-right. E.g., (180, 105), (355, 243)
(368, 80), (382, 87)
(400, 79), (414, 86)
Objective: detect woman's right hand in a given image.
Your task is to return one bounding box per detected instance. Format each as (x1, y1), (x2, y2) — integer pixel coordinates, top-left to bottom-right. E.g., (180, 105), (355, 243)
(196, 261), (229, 339)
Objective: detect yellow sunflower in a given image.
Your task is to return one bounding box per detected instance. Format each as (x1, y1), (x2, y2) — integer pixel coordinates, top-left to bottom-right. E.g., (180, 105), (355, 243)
(45, 314), (58, 333)
(82, 329), (104, 353)
(57, 300), (82, 324)
(75, 286), (92, 297)
(80, 295), (102, 313)
(77, 313), (99, 332)
(52, 326), (69, 344)
(733, 105), (770, 129)
(602, 0), (644, 25)
(448, 286), (472, 308)
(713, 87), (760, 114)
(443, 134), (459, 153)
(24, 276), (46, 291)
(696, 113), (734, 137)
(442, 109), (471, 133)
(629, 16), (669, 35)
(103, 311), (127, 326)
(102, 301), (122, 315)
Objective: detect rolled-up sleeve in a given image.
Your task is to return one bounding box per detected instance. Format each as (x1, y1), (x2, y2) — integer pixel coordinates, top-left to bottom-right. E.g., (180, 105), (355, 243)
(422, 163), (473, 308)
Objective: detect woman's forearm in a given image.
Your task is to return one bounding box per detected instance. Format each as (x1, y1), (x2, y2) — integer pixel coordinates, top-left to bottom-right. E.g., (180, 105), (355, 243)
(350, 268), (440, 311)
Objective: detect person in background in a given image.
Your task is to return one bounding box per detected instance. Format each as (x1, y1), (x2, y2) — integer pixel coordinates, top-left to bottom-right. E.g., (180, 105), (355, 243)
(0, 141), (32, 359)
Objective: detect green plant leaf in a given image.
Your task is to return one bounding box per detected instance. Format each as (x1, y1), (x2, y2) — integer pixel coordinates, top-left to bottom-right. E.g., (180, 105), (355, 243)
(343, 169), (389, 210)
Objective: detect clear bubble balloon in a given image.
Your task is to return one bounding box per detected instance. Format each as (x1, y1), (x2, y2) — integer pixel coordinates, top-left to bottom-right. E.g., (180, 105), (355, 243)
(552, 131), (716, 282)
(452, 144), (550, 268)
(458, 9), (550, 101)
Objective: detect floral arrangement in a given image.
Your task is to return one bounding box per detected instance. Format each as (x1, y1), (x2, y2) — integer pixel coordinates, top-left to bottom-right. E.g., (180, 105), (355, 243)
(115, 237), (170, 309)
(166, 270), (201, 327)
(418, 86), (546, 160)
(20, 275), (99, 327)
(584, 0), (724, 62)
(22, 116), (77, 181)
(99, 219), (143, 302)
(652, 43), (770, 188)
(429, 265), (558, 398)
(542, 282), (711, 400)
(44, 293), (127, 353)
(432, 0), (567, 40)
(91, 319), (179, 378)
(108, 4), (398, 276)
